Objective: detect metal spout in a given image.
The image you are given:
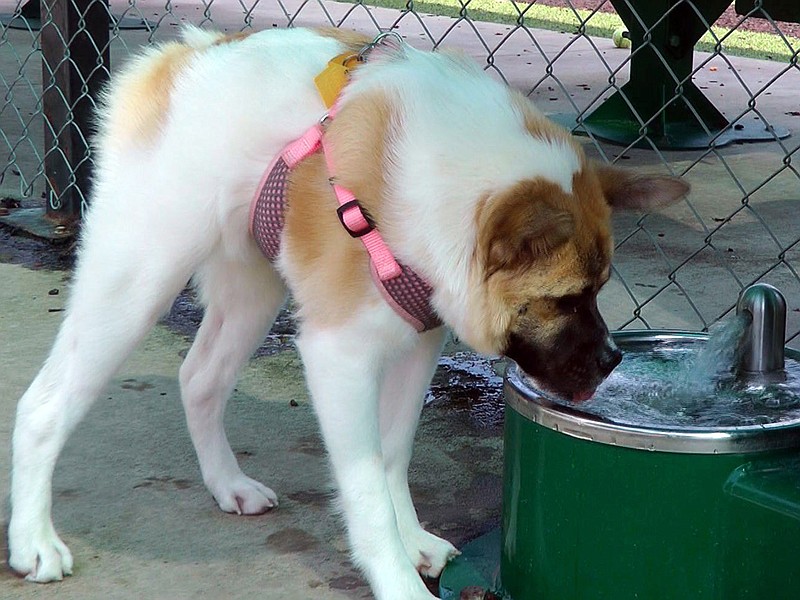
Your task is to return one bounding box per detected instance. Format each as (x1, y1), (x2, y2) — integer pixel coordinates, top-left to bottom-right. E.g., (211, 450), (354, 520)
(736, 283), (786, 375)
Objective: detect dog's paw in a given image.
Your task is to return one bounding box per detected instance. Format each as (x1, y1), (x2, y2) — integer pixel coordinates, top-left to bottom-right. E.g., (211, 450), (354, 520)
(401, 527), (461, 578)
(210, 473), (278, 515)
(8, 522), (73, 583)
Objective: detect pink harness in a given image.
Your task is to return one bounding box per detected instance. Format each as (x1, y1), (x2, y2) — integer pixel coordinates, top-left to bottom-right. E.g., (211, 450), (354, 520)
(249, 106), (441, 333)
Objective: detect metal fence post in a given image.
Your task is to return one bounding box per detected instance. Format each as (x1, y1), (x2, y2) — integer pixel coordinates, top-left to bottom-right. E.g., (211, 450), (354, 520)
(40, 0), (109, 231)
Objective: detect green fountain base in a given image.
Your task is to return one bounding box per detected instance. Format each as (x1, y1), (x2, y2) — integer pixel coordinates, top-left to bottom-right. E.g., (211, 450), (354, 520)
(439, 528), (502, 600)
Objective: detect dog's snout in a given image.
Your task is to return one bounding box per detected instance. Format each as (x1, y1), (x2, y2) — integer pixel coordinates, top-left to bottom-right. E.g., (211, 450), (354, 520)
(598, 338), (622, 376)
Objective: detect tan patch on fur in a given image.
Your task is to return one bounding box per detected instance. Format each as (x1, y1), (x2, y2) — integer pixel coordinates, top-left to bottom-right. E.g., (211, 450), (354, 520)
(282, 91), (395, 327)
(571, 163), (615, 252)
(323, 91), (394, 225)
(472, 165), (613, 352)
(212, 31), (252, 46)
(214, 31), (252, 45)
(313, 28), (371, 54)
(511, 91), (579, 150)
(103, 42), (195, 147)
(477, 179), (576, 279)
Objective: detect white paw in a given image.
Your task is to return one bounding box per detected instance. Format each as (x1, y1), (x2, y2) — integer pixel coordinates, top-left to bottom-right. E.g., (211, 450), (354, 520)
(8, 520), (73, 583)
(402, 527), (461, 578)
(209, 473), (278, 515)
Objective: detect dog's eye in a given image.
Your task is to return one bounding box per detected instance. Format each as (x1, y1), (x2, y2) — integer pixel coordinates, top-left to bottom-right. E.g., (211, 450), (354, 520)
(556, 294), (583, 314)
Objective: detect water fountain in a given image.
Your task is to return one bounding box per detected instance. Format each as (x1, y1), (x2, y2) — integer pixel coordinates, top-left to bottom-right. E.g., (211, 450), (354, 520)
(439, 283), (800, 600)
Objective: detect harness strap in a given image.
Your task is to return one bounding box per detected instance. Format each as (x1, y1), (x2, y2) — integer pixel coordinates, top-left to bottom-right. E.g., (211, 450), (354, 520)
(282, 125), (323, 167)
(275, 100), (403, 282)
(319, 124), (402, 281)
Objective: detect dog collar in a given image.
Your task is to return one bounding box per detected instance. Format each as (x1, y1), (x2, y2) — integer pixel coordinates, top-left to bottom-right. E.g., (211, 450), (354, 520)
(249, 36), (441, 333)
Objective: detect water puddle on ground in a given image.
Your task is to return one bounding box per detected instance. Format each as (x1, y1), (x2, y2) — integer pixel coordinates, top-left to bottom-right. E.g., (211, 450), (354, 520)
(427, 352), (506, 430)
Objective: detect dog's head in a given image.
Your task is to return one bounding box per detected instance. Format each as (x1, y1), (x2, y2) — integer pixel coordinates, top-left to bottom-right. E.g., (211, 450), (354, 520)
(465, 162), (689, 402)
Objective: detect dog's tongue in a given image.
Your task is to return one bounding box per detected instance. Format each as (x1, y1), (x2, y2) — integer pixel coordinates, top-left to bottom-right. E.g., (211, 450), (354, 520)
(572, 389), (595, 403)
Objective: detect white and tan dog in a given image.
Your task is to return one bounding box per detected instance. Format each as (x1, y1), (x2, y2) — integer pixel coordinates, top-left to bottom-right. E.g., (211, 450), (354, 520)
(8, 27), (688, 599)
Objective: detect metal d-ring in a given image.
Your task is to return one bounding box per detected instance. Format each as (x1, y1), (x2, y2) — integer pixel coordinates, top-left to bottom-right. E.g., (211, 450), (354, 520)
(357, 30), (406, 62)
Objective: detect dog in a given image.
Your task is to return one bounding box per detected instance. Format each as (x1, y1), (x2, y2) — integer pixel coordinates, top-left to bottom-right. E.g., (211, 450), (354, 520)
(8, 26), (688, 599)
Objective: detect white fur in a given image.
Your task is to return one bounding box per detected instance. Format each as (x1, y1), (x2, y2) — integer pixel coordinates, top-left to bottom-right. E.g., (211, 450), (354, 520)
(342, 45), (581, 350)
(8, 27), (580, 599)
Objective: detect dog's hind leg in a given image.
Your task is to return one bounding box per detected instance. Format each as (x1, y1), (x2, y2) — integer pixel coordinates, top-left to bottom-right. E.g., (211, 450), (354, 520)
(378, 328), (460, 578)
(9, 227), (200, 582)
(179, 254), (286, 515)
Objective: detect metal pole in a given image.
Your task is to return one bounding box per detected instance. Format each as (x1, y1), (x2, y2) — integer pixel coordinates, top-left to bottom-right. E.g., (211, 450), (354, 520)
(40, 0), (109, 230)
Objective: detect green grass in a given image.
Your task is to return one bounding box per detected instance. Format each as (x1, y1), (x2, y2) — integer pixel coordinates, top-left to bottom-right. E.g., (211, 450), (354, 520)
(347, 0), (799, 62)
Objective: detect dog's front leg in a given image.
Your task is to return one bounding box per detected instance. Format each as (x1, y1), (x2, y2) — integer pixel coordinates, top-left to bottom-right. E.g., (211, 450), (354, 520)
(297, 323), (437, 600)
(378, 328), (460, 578)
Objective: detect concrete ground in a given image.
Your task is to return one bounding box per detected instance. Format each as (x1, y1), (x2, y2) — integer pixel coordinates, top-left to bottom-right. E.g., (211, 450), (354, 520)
(0, 261), (505, 600)
(1, 1), (799, 599)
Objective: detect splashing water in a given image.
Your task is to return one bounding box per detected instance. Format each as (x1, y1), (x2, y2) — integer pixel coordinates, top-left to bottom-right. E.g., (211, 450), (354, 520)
(683, 314), (750, 392)
(551, 318), (800, 430)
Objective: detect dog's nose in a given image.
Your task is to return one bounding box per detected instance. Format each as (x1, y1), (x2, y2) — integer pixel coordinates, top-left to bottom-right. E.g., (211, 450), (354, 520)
(598, 338), (623, 376)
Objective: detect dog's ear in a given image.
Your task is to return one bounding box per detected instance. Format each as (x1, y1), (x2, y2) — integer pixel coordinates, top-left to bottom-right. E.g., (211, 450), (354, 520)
(594, 162), (690, 211)
(482, 182), (575, 277)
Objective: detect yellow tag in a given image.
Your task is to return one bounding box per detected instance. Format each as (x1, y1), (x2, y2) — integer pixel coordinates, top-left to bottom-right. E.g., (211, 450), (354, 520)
(314, 54), (357, 109)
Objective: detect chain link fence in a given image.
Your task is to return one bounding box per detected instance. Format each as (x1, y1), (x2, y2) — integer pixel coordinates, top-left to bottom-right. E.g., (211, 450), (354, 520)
(1, 0), (799, 346)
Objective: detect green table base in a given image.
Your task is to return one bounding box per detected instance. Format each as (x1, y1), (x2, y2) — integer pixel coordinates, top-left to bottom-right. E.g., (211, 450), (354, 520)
(553, 101), (791, 150)
(575, 0), (792, 149)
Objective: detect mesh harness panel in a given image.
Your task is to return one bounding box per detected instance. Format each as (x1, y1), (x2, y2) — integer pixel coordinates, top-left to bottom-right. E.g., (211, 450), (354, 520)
(249, 129), (442, 333)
